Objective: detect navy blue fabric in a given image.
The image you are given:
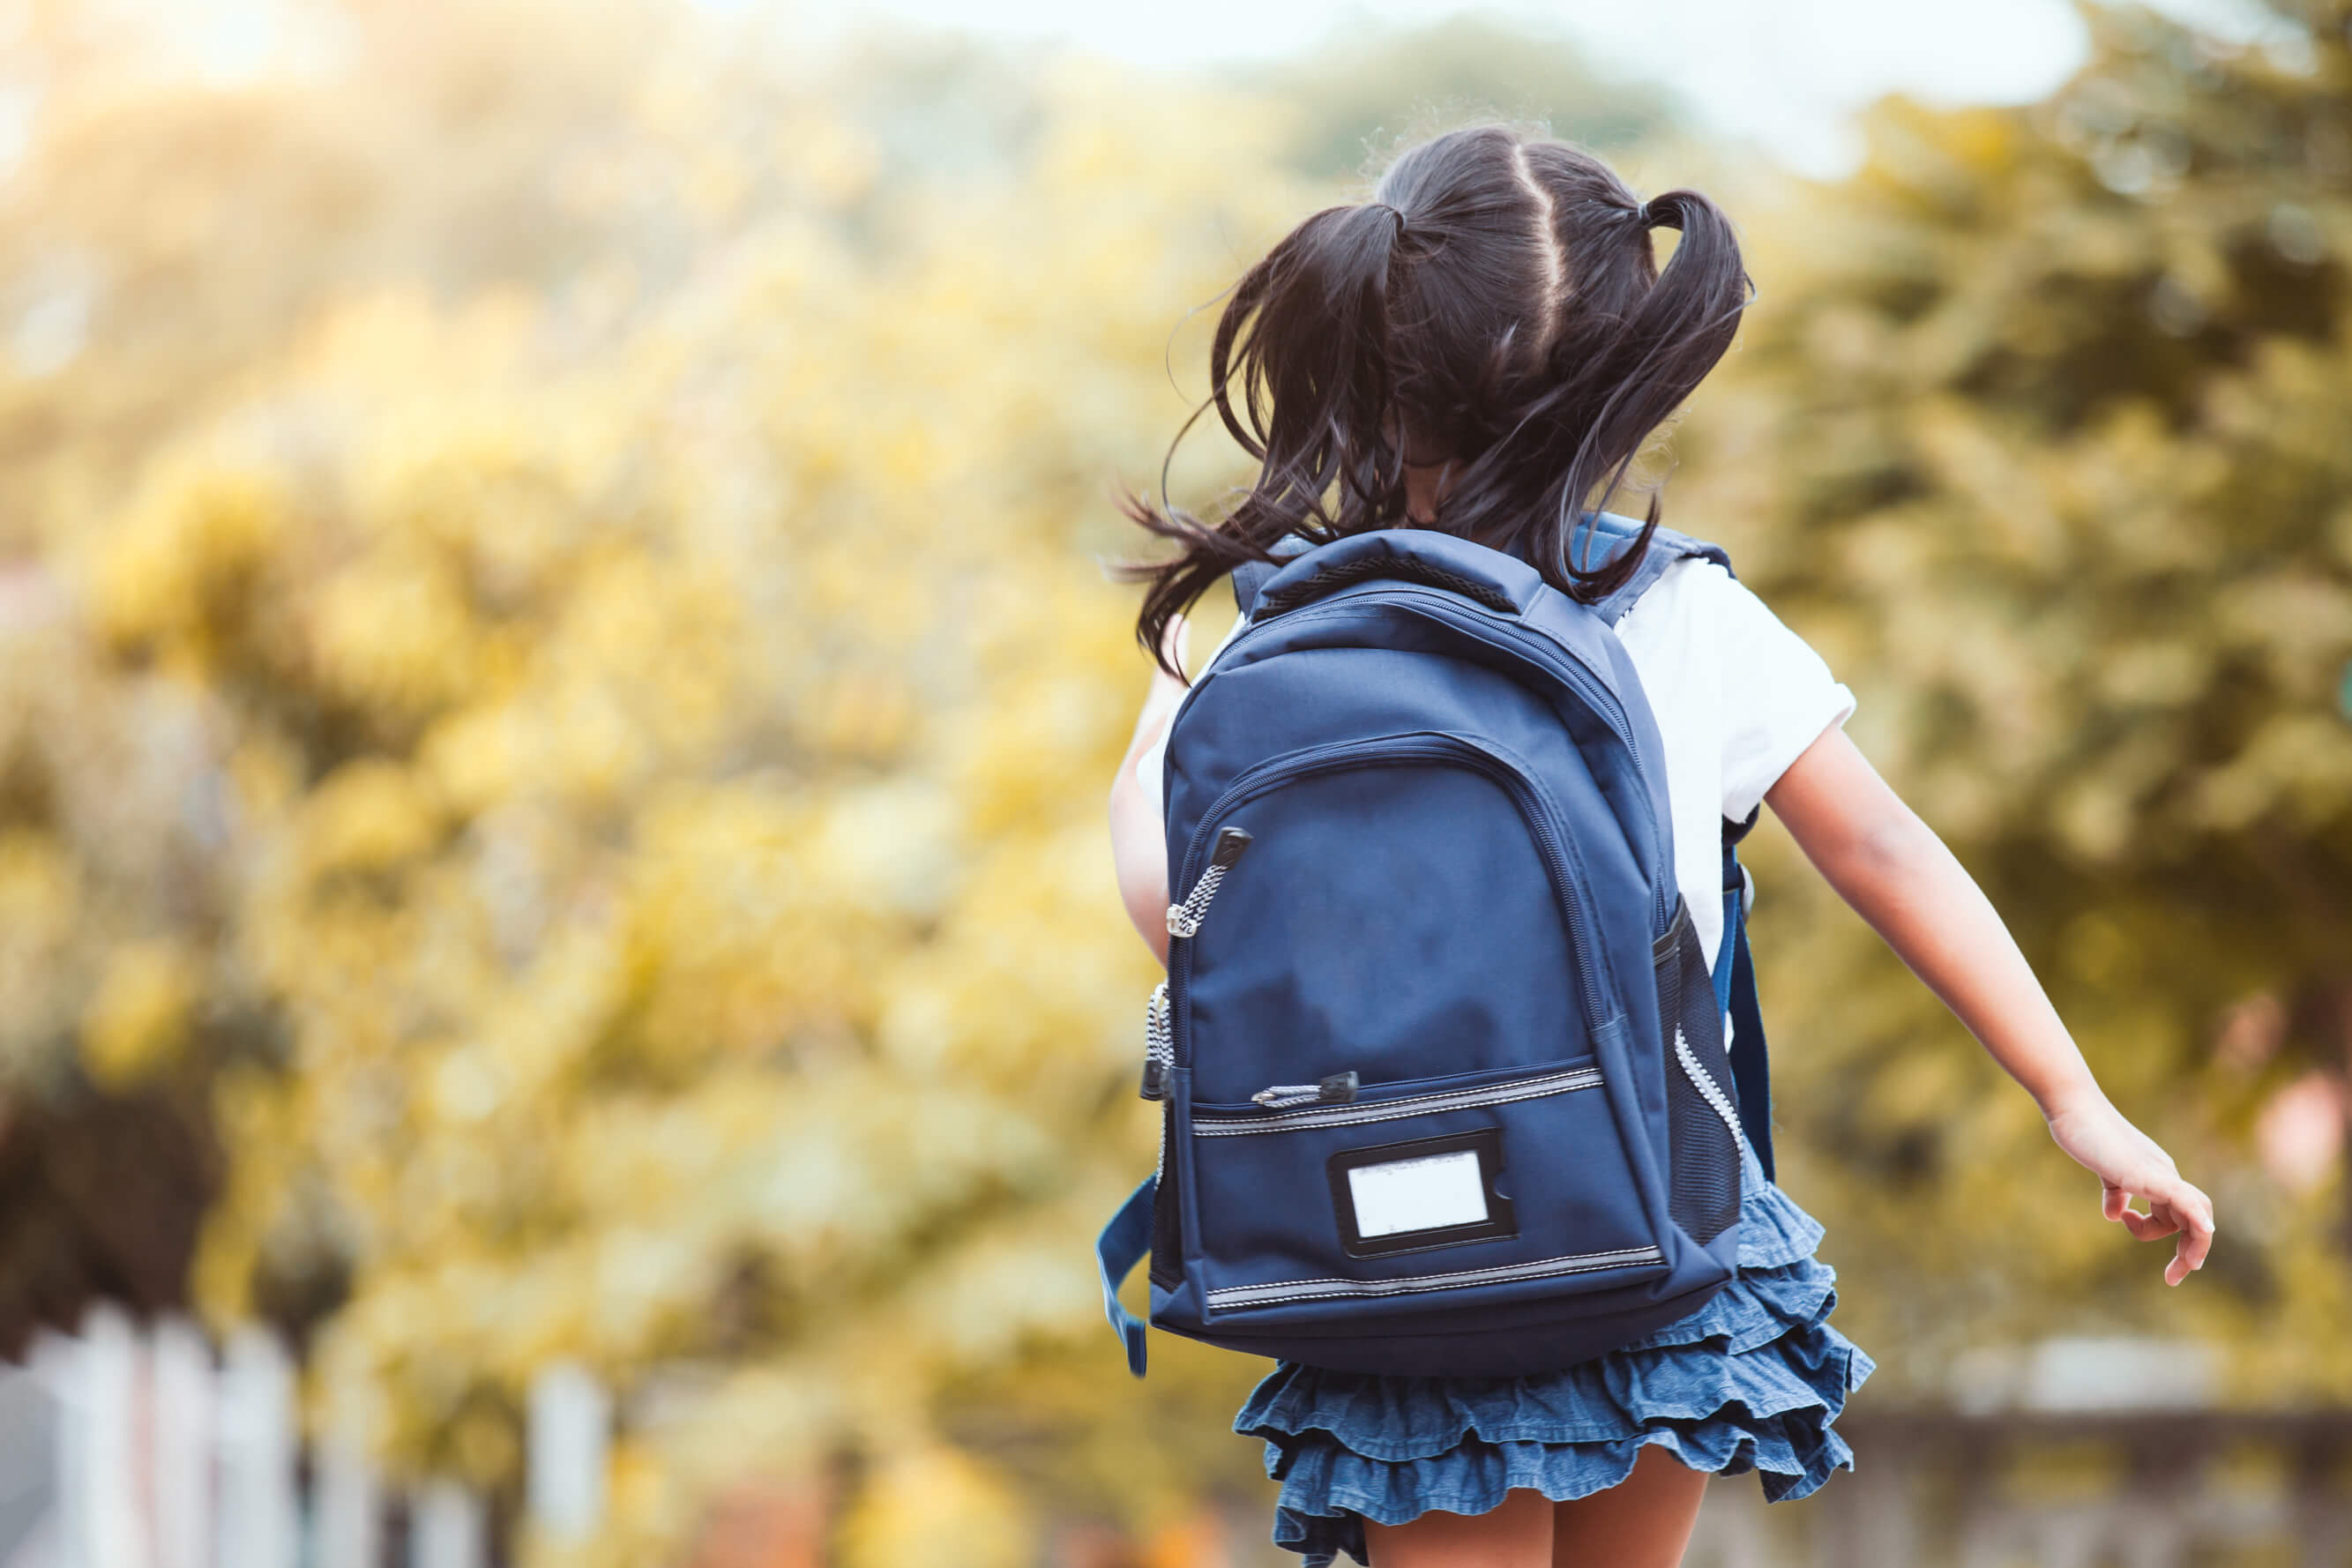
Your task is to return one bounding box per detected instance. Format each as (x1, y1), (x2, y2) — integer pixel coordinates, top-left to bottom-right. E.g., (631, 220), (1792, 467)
(1118, 526), (1749, 1378)
(1578, 513), (1777, 1177)
(1228, 513), (1723, 626)
(1726, 917), (1774, 1183)
(1237, 1134), (1874, 1564)
(1098, 1176), (1154, 1376)
(1093, 516), (1855, 1554)
(1231, 534), (1317, 618)
(1721, 815), (1777, 1183)
(1574, 512), (1777, 1174)
(1572, 512), (1732, 628)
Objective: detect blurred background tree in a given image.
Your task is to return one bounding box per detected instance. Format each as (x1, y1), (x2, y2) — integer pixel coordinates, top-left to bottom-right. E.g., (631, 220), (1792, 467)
(1678, 0), (2352, 1400)
(1246, 14), (1678, 178)
(0, 0), (2347, 1560)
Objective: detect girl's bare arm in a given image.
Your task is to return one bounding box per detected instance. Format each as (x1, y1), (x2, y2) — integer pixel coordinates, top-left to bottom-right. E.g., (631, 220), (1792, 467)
(1765, 725), (2215, 1285)
(1109, 623), (1191, 967)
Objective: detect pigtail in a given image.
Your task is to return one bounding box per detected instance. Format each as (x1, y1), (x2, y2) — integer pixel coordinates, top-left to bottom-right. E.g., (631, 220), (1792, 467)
(1124, 201), (1410, 677)
(1505, 154), (1753, 602)
(1124, 127), (1753, 670)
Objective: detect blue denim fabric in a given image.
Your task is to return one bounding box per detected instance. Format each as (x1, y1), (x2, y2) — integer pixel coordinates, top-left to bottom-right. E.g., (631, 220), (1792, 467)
(1234, 1134), (1875, 1566)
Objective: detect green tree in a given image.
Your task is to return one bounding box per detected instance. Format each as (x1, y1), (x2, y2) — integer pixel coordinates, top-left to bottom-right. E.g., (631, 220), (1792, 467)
(1251, 15), (1679, 179)
(2, 2), (1322, 1556)
(1677, 0), (2352, 1396)
(12, 0), (2352, 1557)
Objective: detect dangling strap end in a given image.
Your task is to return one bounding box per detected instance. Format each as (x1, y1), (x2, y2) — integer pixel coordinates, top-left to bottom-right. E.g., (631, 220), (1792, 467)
(1095, 1176), (1158, 1378)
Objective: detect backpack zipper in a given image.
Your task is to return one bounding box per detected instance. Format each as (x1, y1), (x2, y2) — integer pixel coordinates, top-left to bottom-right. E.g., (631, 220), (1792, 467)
(1139, 981), (1173, 1101)
(1164, 826), (1252, 938)
(1200, 1061), (1605, 1136)
(1250, 1071), (1359, 1110)
(1362, 587), (1676, 931)
(1186, 588), (1676, 929)
(1167, 732), (1610, 1073)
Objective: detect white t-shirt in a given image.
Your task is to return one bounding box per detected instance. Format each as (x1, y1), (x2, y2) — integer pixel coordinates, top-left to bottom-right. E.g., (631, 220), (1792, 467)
(1609, 557), (1854, 974)
(1137, 556), (1852, 982)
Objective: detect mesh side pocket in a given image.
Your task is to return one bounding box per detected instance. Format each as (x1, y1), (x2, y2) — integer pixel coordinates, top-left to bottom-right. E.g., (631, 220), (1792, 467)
(1149, 1101), (1183, 1289)
(1654, 901), (1741, 1245)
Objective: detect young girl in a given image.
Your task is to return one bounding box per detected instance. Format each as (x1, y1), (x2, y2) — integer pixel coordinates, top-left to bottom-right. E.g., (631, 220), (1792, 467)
(1106, 126), (2215, 1567)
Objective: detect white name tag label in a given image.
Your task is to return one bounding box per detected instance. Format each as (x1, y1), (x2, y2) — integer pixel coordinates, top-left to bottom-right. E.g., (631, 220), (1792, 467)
(1346, 1149), (1491, 1238)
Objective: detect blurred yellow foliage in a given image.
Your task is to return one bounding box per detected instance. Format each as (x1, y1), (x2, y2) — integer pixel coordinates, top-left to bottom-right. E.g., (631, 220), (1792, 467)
(5, 4), (1316, 1557)
(837, 1445), (1036, 1568)
(2, 0), (2350, 1563)
(78, 938), (200, 1089)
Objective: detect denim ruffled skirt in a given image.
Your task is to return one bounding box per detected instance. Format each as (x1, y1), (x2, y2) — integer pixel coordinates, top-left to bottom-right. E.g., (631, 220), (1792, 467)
(1233, 1132), (1874, 1564)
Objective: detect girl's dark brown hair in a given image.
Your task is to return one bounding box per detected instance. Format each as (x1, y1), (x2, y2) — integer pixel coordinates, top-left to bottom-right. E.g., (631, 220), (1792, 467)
(1124, 125), (1751, 676)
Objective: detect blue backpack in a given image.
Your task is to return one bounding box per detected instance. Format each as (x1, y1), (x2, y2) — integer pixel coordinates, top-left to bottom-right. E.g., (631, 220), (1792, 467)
(1097, 515), (1777, 1378)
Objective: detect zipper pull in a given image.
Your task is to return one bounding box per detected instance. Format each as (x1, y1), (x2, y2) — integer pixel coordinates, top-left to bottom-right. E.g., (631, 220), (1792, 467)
(1139, 982), (1172, 1101)
(1251, 1071), (1359, 1110)
(1166, 826), (1252, 939)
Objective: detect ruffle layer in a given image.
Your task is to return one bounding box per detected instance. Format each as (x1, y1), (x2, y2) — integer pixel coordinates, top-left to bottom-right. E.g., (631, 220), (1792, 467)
(1234, 1139), (1874, 1566)
(1725, 1165), (1826, 1272)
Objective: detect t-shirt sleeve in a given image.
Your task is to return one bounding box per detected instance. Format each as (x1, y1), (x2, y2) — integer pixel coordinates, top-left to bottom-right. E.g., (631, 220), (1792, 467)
(1706, 570), (1855, 820)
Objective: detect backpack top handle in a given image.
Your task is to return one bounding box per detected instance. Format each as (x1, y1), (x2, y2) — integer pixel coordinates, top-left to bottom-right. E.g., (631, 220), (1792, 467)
(1247, 528), (1541, 621)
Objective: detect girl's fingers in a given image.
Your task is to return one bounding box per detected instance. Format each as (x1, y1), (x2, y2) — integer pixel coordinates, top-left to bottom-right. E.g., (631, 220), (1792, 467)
(2162, 1180), (2216, 1283)
(2109, 1176), (2215, 1286)
(2085, 1128), (2216, 1286)
(2105, 1181), (2176, 1237)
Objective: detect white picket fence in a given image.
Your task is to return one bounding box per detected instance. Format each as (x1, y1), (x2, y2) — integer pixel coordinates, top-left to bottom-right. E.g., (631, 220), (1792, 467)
(1, 1306), (609, 1568)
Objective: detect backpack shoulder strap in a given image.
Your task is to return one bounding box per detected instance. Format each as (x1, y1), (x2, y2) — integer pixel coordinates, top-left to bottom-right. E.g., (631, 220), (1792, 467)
(1717, 806), (1774, 1180)
(1579, 512), (1734, 627)
(1571, 511), (1769, 1169)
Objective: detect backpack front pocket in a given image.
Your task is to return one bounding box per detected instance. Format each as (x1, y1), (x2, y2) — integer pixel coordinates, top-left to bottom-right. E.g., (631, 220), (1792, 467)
(1182, 1055), (1666, 1322)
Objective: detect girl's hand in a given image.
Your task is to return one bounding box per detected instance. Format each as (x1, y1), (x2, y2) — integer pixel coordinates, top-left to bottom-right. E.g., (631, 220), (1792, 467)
(2042, 1095), (2215, 1286)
